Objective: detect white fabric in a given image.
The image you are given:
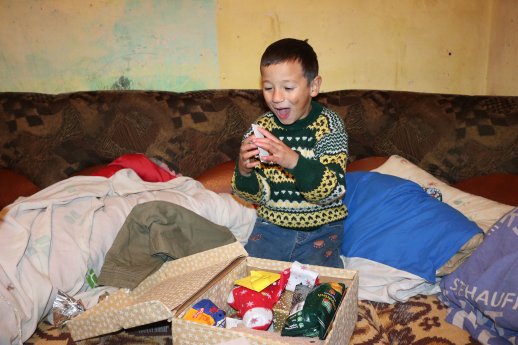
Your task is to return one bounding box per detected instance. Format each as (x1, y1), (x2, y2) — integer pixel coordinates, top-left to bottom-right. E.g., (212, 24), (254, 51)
(0, 169), (256, 344)
(341, 256), (440, 303)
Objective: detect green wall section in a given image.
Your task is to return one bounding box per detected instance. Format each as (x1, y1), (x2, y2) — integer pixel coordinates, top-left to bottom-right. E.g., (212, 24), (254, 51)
(0, 0), (219, 93)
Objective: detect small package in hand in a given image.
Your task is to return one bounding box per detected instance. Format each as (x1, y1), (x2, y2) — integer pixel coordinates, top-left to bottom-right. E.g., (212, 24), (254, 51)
(252, 124), (269, 162)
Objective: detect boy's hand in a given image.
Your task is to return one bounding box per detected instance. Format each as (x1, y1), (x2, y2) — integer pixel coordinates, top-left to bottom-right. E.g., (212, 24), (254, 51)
(238, 136), (261, 176)
(252, 127), (299, 169)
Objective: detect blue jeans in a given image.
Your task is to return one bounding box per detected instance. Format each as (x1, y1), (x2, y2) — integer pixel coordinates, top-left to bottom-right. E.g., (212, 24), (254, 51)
(244, 218), (344, 268)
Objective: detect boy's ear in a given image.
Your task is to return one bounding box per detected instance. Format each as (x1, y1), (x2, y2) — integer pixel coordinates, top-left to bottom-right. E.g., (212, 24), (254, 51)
(310, 76), (322, 97)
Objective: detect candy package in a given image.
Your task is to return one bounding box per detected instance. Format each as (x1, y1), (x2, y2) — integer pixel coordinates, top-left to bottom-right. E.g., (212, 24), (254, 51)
(281, 282), (346, 340)
(47, 290), (86, 327)
(183, 299), (226, 327)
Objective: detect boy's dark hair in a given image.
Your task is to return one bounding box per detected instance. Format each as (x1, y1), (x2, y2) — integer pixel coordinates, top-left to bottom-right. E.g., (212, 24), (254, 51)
(260, 38), (318, 84)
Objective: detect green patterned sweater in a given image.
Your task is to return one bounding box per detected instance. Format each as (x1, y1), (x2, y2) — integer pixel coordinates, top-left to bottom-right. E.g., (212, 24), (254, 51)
(232, 101), (348, 230)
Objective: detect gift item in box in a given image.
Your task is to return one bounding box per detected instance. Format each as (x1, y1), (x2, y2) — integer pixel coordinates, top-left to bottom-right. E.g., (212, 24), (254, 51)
(272, 290), (294, 332)
(289, 284), (312, 315)
(227, 268), (289, 330)
(183, 299), (226, 327)
(282, 282), (347, 340)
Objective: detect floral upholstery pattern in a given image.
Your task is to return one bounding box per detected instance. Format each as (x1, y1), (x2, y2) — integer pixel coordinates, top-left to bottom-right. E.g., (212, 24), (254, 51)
(1, 89), (517, 188)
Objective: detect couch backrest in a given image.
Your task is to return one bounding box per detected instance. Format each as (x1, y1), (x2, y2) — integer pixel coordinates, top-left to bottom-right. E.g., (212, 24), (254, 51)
(0, 89), (516, 188)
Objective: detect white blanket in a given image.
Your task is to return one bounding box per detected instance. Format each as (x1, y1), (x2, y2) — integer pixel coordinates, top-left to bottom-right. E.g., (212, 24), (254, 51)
(0, 169), (256, 344)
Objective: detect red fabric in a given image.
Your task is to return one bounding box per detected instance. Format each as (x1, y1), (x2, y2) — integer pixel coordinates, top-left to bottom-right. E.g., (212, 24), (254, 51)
(227, 268), (290, 330)
(89, 153), (176, 182)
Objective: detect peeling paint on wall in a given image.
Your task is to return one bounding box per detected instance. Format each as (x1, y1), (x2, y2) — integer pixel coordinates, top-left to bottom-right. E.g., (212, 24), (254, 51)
(0, 0), (219, 93)
(111, 76), (132, 90)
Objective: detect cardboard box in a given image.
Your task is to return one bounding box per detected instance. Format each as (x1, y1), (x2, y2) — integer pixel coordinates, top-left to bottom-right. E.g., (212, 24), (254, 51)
(67, 242), (358, 344)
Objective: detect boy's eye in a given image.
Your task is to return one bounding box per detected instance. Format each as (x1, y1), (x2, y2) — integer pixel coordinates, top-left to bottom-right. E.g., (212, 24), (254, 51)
(285, 87), (294, 91)
(263, 87), (272, 91)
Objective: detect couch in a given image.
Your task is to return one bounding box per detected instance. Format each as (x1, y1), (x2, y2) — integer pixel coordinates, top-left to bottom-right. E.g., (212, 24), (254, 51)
(0, 89), (517, 345)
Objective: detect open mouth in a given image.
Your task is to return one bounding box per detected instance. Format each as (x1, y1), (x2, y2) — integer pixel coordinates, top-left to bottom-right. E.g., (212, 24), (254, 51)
(275, 107), (290, 119)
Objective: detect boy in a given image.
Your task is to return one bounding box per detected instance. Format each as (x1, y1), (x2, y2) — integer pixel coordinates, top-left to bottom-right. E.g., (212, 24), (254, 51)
(231, 38), (348, 268)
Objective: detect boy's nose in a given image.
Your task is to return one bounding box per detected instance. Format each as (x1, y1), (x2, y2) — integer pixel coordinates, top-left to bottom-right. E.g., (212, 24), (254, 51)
(272, 89), (284, 103)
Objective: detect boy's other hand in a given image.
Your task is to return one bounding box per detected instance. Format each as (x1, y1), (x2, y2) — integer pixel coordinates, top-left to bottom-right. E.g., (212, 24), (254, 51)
(238, 136), (261, 176)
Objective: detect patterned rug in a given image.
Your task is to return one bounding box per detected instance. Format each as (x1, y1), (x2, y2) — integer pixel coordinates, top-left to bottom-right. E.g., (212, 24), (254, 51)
(25, 294), (480, 345)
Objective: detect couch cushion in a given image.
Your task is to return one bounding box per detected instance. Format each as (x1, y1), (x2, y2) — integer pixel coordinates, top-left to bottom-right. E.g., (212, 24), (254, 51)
(0, 169), (40, 210)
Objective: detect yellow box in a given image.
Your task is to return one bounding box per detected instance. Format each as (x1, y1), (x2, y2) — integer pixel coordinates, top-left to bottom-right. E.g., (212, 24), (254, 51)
(67, 242), (358, 344)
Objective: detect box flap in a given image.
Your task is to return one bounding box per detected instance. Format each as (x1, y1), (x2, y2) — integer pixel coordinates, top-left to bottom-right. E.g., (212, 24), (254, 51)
(67, 242), (247, 341)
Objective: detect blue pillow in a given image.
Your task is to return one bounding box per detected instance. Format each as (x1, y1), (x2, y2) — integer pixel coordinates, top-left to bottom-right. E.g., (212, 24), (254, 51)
(342, 171), (482, 282)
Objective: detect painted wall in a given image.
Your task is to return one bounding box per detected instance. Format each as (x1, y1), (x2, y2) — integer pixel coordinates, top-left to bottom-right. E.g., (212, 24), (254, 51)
(217, 0), (492, 95)
(0, 0), (516, 95)
(487, 0), (518, 95)
(0, 0), (219, 92)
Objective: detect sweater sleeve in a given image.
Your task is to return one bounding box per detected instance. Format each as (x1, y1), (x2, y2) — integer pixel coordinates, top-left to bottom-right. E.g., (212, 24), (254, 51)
(287, 121), (348, 205)
(231, 164), (262, 202)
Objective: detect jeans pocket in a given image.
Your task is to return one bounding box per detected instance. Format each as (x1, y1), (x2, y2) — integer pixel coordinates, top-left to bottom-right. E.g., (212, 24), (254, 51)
(324, 221), (344, 242)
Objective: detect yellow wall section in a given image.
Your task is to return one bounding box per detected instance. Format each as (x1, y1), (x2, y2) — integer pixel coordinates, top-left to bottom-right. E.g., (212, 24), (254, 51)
(487, 0), (518, 95)
(217, 0), (493, 94)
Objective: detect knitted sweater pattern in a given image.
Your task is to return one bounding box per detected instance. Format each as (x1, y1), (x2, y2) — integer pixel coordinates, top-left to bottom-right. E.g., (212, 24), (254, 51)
(232, 102), (348, 230)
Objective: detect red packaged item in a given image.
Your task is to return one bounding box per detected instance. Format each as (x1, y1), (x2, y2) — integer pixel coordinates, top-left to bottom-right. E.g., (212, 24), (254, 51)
(227, 268), (289, 330)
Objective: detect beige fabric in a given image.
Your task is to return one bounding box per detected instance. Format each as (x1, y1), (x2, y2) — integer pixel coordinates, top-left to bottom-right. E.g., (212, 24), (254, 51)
(436, 232), (484, 276)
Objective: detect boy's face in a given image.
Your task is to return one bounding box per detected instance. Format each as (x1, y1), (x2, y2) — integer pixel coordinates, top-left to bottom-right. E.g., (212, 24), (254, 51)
(260, 60), (321, 125)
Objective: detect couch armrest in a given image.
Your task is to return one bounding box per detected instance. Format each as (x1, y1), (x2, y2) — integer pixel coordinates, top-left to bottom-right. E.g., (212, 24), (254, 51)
(195, 160), (236, 194)
(348, 156), (388, 172)
(0, 168), (40, 210)
(453, 174), (518, 206)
